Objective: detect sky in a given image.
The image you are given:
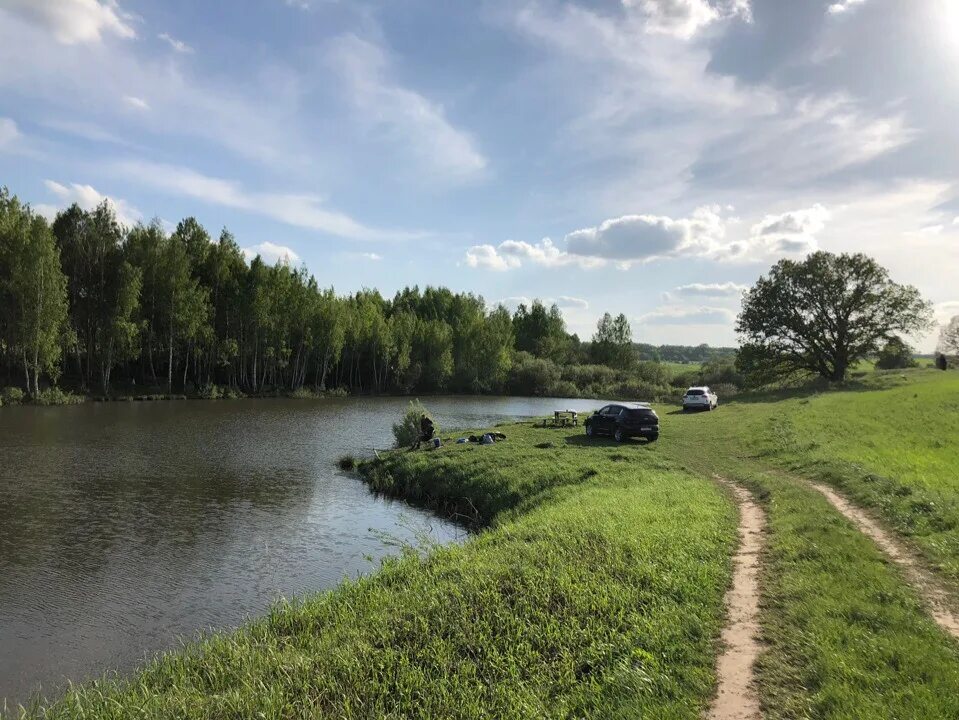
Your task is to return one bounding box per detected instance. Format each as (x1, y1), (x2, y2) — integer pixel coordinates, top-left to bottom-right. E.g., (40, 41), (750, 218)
(1, 0), (957, 349)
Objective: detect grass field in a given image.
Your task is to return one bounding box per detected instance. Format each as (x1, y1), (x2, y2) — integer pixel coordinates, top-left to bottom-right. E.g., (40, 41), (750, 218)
(653, 376), (959, 718)
(13, 368), (959, 719)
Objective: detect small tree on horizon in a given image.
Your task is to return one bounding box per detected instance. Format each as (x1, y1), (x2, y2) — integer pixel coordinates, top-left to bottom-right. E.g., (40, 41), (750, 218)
(875, 337), (918, 370)
(736, 252), (932, 383)
(939, 315), (959, 366)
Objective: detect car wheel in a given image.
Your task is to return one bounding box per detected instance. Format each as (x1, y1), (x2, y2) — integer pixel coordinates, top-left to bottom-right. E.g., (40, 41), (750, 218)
(586, 423), (594, 437)
(614, 428), (624, 443)
(647, 434), (659, 443)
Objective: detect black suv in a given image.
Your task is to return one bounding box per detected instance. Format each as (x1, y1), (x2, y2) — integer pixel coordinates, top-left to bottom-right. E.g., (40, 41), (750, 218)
(585, 403), (659, 443)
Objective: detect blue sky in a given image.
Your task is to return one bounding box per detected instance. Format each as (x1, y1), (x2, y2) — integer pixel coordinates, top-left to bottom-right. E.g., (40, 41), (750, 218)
(1, 0), (957, 349)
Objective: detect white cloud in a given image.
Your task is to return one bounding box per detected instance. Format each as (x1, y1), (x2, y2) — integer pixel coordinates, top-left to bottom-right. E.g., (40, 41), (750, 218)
(747, 204), (830, 257)
(936, 301), (959, 324)
(827, 0), (868, 15)
(112, 160), (415, 241)
(465, 244), (518, 271)
(158, 32), (192, 54)
(327, 34), (486, 183)
(37, 179), (142, 227)
(1, 0), (136, 45)
(623, 0), (752, 40)
(556, 296), (589, 310)
(123, 95), (149, 111)
(360, 252), (382, 261)
(674, 281), (747, 297)
(638, 305), (735, 325)
(0, 12), (308, 170)
(242, 242), (300, 266)
(565, 206), (728, 265)
(0, 117), (20, 149)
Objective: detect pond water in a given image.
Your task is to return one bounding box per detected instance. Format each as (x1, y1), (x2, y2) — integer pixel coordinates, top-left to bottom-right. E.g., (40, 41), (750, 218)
(0, 395), (604, 708)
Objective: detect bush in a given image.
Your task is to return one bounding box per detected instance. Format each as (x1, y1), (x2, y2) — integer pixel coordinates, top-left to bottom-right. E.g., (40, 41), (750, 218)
(508, 352), (562, 396)
(1, 386), (25, 404)
(712, 382), (739, 399)
(33, 388), (85, 406)
(876, 338), (918, 370)
(198, 383), (224, 400)
(392, 400), (437, 449)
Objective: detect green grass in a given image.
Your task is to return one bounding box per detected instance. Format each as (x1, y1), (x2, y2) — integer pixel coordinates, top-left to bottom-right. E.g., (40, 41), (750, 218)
(716, 370), (959, 582)
(15, 423), (736, 719)
(652, 369), (959, 718)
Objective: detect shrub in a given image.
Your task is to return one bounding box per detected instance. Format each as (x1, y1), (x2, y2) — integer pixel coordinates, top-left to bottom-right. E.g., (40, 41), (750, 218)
(33, 388), (85, 406)
(392, 400), (437, 449)
(508, 352), (562, 396)
(337, 455), (357, 471)
(712, 382), (739, 399)
(198, 383), (223, 400)
(876, 338), (918, 370)
(1, 386), (25, 404)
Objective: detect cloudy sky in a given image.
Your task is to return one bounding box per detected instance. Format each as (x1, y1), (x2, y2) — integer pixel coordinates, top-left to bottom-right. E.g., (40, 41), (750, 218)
(1, 0), (957, 349)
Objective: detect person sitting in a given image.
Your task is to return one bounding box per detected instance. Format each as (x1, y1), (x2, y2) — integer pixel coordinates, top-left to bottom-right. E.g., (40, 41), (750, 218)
(410, 414), (435, 450)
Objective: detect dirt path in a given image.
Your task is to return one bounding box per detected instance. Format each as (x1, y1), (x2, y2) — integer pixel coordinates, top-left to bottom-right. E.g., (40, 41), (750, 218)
(707, 477), (765, 720)
(810, 481), (959, 640)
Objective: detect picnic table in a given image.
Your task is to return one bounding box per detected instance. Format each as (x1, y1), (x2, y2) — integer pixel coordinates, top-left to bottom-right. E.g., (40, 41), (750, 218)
(543, 410), (578, 427)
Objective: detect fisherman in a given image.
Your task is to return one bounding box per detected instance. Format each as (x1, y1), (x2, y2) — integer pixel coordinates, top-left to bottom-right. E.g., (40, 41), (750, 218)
(410, 414), (435, 450)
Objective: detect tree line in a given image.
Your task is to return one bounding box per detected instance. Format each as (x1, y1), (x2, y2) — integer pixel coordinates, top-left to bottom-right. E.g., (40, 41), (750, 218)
(0, 188), (651, 398)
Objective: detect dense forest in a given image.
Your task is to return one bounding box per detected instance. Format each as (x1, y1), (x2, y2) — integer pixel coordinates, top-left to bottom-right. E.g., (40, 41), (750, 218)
(0, 188), (734, 401)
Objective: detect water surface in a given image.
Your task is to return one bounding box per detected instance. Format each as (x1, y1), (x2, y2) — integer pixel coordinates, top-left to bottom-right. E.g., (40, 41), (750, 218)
(0, 395), (603, 707)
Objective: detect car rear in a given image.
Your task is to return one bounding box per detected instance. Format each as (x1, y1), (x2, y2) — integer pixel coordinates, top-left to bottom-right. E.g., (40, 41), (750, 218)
(683, 388), (711, 410)
(621, 407), (659, 440)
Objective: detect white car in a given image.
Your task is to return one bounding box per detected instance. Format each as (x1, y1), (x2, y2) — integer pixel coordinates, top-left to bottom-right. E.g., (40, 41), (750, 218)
(682, 386), (718, 411)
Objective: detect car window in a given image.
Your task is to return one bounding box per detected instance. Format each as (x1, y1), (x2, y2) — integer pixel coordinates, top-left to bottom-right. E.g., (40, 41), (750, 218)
(604, 405), (622, 416)
(686, 389), (705, 396)
(598, 405), (610, 415)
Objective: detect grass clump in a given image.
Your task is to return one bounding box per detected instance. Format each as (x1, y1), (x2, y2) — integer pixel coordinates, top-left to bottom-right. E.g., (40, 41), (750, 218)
(337, 454), (357, 471)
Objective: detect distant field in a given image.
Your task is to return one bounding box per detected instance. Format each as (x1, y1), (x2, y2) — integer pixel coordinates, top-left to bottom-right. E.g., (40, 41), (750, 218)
(657, 361), (702, 377)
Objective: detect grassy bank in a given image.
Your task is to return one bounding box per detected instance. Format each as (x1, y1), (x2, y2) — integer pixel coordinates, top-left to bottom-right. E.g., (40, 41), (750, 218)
(14, 424), (736, 719)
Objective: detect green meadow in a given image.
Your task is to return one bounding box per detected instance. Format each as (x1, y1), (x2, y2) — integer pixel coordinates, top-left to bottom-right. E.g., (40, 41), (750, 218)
(13, 369), (959, 719)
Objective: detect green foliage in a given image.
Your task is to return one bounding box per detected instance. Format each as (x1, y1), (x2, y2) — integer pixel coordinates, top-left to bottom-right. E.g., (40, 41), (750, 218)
(391, 399), (437, 448)
(590, 312), (634, 369)
(738, 251), (933, 382)
(1, 386), (24, 404)
(0, 188), (70, 396)
(875, 336), (918, 370)
(511, 300), (571, 362)
(32, 387), (85, 406)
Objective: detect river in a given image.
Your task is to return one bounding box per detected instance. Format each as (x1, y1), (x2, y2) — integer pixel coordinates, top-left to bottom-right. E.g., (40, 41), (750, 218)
(0, 395), (603, 708)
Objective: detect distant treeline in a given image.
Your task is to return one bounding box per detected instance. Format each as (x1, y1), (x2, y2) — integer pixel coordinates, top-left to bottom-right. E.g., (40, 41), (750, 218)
(0, 188), (732, 399)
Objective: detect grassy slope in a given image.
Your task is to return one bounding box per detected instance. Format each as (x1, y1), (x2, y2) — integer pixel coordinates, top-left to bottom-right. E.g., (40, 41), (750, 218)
(653, 370), (959, 718)
(711, 370), (959, 581)
(18, 424), (736, 719)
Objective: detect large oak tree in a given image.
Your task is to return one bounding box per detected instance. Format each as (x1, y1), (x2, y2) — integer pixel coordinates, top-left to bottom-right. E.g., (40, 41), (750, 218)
(737, 252), (932, 382)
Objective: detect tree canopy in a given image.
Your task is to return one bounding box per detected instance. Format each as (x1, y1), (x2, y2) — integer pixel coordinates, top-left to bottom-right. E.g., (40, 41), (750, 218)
(737, 252), (932, 382)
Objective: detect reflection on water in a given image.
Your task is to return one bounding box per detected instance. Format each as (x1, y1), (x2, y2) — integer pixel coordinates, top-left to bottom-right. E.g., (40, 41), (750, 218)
(0, 395), (604, 707)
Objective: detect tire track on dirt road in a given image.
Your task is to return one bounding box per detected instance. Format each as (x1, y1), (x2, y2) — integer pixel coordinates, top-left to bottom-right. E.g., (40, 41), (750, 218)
(809, 481), (959, 641)
(707, 477), (765, 720)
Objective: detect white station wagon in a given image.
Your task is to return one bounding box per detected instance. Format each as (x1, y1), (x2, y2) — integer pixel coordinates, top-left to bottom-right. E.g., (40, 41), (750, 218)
(682, 386), (718, 411)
